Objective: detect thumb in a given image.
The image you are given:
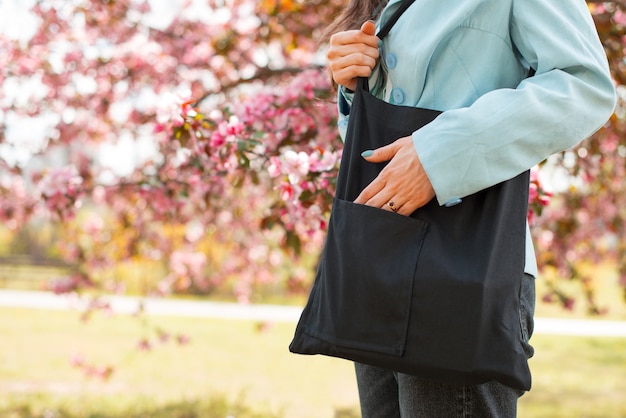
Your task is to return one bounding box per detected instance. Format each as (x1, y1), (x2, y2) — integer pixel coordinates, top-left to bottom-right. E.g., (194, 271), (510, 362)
(361, 142), (399, 163)
(361, 20), (376, 36)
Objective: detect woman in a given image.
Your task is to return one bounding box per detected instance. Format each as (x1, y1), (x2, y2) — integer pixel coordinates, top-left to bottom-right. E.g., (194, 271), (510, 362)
(324, 0), (616, 416)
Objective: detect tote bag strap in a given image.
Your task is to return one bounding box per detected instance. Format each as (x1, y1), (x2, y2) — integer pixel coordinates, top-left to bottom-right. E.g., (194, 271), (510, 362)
(376, 0), (416, 40)
(358, 0), (415, 92)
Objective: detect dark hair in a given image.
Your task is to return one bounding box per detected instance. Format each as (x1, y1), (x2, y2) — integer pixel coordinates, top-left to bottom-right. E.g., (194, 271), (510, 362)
(321, 0), (384, 45)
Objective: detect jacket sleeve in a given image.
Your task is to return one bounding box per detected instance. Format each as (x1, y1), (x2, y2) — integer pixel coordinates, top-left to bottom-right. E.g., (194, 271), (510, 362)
(412, 0), (617, 206)
(337, 87), (353, 142)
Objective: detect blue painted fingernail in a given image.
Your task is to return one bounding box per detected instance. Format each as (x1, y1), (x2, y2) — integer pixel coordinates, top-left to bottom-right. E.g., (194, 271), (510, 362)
(445, 198), (463, 207)
(361, 150), (374, 158)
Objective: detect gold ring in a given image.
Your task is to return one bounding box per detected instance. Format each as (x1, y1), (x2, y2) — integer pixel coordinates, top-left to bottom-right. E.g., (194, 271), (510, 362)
(387, 201), (398, 212)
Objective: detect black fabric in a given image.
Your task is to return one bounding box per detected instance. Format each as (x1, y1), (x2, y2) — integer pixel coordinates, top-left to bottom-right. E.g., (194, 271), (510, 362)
(376, 0), (416, 39)
(289, 0), (532, 391)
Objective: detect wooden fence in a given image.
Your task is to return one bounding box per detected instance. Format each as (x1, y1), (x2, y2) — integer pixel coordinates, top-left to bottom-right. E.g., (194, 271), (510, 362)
(0, 255), (71, 290)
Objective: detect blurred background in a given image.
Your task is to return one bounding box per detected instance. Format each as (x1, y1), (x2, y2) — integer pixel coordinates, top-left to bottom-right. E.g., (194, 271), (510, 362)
(1, 0), (625, 417)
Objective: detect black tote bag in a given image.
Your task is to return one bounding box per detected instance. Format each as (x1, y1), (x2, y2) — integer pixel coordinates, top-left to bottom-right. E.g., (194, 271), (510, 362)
(289, 1), (532, 391)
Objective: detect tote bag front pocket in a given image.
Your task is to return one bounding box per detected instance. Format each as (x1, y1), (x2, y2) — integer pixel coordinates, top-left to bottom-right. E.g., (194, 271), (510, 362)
(296, 198), (428, 356)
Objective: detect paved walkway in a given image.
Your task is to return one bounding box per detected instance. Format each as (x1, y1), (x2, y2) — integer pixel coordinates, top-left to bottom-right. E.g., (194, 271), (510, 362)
(1, 289), (626, 337)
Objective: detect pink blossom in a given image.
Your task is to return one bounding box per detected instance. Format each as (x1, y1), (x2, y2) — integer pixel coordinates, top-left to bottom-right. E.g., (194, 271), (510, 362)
(137, 338), (152, 351)
(157, 329), (170, 343)
(278, 183), (295, 202)
(176, 334), (190, 345)
(308, 149), (339, 173)
(82, 213), (105, 235)
(70, 354), (85, 368)
(528, 183), (538, 202)
(46, 273), (93, 295)
(613, 9), (626, 25)
(70, 355), (114, 380)
(38, 166), (83, 197)
(169, 250), (207, 279)
(267, 156), (282, 178)
(284, 150), (310, 178)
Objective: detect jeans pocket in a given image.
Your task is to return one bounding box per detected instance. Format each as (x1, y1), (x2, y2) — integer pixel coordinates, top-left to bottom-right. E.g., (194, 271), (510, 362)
(304, 198), (429, 356)
(518, 273), (536, 359)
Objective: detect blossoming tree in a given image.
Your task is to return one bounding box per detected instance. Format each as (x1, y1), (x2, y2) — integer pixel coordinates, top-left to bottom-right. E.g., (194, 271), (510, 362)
(0, 0), (624, 315)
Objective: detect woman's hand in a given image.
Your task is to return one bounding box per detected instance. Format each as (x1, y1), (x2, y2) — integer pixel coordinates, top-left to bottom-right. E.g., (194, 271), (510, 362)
(327, 20), (379, 92)
(354, 136), (435, 216)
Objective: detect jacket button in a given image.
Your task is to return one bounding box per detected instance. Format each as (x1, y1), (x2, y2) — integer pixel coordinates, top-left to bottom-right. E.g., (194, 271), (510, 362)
(444, 198), (463, 207)
(391, 88), (405, 104)
(385, 53), (397, 69)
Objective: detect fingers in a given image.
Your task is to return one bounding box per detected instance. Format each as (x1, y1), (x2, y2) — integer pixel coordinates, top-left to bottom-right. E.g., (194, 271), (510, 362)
(361, 20), (376, 36)
(354, 139), (405, 206)
(328, 53), (378, 88)
(354, 136), (435, 215)
(354, 177), (406, 213)
(329, 22), (378, 49)
(327, 22), (379, 90)
(376, 195), (409, 214)
(385, 200), (402, 213)
(360, 140), (402, 163)
(356, 185), (410, 215)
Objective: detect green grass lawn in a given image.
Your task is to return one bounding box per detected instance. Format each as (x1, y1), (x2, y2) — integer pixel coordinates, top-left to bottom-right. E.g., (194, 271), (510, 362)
(0, 307), (357, 418)
(0, 307), (625, 417)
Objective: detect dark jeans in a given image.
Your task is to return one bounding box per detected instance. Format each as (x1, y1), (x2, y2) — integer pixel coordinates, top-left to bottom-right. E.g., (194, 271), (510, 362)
(355, 273), (536, 418)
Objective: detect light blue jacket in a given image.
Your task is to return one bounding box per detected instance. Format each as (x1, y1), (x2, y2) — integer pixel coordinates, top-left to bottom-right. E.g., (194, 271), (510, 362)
(337, 0), (616, 276)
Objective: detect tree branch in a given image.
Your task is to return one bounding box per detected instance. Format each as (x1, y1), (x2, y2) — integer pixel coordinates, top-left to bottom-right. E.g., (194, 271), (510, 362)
(193, 64), (325, 106)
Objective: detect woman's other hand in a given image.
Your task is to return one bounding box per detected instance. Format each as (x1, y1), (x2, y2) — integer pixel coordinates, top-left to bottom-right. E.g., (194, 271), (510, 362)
(327, 20), (379, 91)
(354, 136), (436, 215)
